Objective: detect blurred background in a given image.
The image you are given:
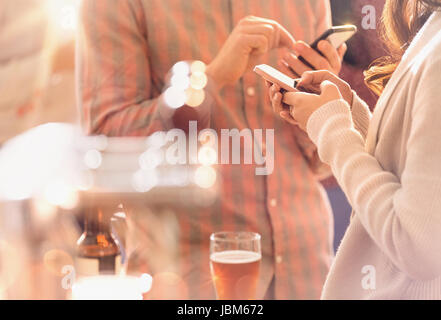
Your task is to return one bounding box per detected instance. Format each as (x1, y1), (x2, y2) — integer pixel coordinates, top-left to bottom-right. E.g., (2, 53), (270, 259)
(0, 0), (78, 144)
(0, 0), (387, 299)
(0, 0), (387, 250)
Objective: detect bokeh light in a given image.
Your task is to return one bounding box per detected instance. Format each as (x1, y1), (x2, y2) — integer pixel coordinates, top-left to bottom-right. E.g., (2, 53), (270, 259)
(194, 166), (217, 189)
(72, 275), (149, 300)
(164, 86), (187, 109)
(46, 0), (80, 35)
(44, 180), (79, 209)
(132, 170), (158, 193)
(185, 88), (206, 107)
(191, 61), (207, 74)
(190, 72), (208, 90)
(172, 61), (190, 76)
(171, 74), (190, 91)
(147, 131), (167, 148)
(84, 149), (103, 169)
(139, 148), (164, 170)
(198, 146), (218, 166)
(32, 197), (58, 222)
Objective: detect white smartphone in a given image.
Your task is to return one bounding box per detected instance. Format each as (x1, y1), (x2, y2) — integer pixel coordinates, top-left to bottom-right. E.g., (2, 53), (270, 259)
(254, 64), (299, 92)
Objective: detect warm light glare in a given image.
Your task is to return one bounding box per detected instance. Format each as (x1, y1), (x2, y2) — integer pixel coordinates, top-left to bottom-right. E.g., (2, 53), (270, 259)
(194, 166), (217, 189)
(139, 149), (164, 170)
(198, 146), (217, 166)
(84, 149), (102, 169)
(166, 167), (189, 187)
(46, 0), (80, 33)
(171, 74), (190, 91)
(44, 181), (79, 209)
(185, 88), (206, 107)
(75, 170), (94, 191)
(132, 170), (158, 193)
(32, 197), (58, 222)
(191, 61), (207, 74)
(140, 273), (153, 293)
(147, 132), (167, 148)
(190, 72), (208, 90)
(164, 87), (187, 109)
(172, 61), (190, 76)
(72, 275), (151, 300)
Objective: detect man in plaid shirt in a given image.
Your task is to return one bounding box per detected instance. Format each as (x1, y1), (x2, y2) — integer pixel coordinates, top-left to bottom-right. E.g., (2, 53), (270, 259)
(78, 0), (345, 299)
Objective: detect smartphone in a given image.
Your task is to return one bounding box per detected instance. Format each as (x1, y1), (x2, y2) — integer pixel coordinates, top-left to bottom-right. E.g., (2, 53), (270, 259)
(254, 64), (299, 92)
(298, 25), (357, 69)
(310, 25), (357, 50)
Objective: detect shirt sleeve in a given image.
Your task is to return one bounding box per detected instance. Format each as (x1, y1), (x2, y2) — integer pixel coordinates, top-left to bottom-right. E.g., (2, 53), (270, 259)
(315, 0), (333, 35)
(77, 0), (217, 137)
(306, 57), (441, 280)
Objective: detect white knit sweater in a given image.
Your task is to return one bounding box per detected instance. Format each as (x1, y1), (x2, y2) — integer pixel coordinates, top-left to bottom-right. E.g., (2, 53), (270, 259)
(306, 12), (441, 299)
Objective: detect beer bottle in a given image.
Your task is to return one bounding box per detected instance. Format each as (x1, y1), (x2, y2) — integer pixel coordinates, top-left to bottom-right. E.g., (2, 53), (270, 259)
(76, 205), (122, 277)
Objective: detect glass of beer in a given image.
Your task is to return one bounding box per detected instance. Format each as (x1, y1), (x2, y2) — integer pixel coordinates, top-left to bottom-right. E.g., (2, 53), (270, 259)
(210, 232), (261, 300)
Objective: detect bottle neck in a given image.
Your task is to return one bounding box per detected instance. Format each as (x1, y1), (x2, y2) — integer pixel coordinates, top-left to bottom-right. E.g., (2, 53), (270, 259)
(84, 207), (112, 236)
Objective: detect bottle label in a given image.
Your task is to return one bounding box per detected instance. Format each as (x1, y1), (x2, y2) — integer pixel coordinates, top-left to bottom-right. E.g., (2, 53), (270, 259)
(76, 255), (122, 277)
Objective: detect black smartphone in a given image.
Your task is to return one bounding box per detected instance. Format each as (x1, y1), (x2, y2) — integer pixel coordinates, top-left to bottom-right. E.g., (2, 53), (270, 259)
(297, 25), (357, 69)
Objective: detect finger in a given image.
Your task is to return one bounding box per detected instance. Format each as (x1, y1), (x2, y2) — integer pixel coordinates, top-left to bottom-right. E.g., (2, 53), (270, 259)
(298, 70), (337, 87)
(268, 84), (275, 100)
(239, 18), (279, 49)
(282, 91), (314, 106)
(239, 17), (295, 50)
(277, 60), (300, 78)
(269, 84), (280, 102)
(243, 34), (269, 55)
(270, 83), (281, 97)
(241, 24), (276, 48)
(320, 80), (342, 100)
(290, 108), (308, 130)
(294, 41), (331, 71)
(280, 111), (299, 126)
(276, 24), (296, 50)
(297, 83), (321, 94)
(283, 52), (311, 76)
(317, 40), (341, 72)
(270, 85), (278, 101)
(337, 43), (347, 60)
(272, 92), (284, 114)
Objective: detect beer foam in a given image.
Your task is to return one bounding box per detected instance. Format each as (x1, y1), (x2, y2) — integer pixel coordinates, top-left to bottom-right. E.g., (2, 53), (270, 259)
(210, 250), (261, 264)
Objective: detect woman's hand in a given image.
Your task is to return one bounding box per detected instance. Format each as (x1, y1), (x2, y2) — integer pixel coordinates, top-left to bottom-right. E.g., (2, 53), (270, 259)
(297, 70), (354, 105)
(267, 81), (299, 126)
(280, 80), (344, 131)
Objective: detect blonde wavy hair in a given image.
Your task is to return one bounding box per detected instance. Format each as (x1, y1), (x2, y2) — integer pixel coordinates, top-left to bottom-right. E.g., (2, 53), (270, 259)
(364, 0), (441, 96)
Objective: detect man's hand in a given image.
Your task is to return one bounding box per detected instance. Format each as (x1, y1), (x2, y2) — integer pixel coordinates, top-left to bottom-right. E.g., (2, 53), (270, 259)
(206, 16), (295, 89)
(278, 40), (347, 77)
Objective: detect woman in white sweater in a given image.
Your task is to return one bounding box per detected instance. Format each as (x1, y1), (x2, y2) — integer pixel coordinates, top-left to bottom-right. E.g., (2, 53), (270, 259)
(269, 0), (441, 299)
